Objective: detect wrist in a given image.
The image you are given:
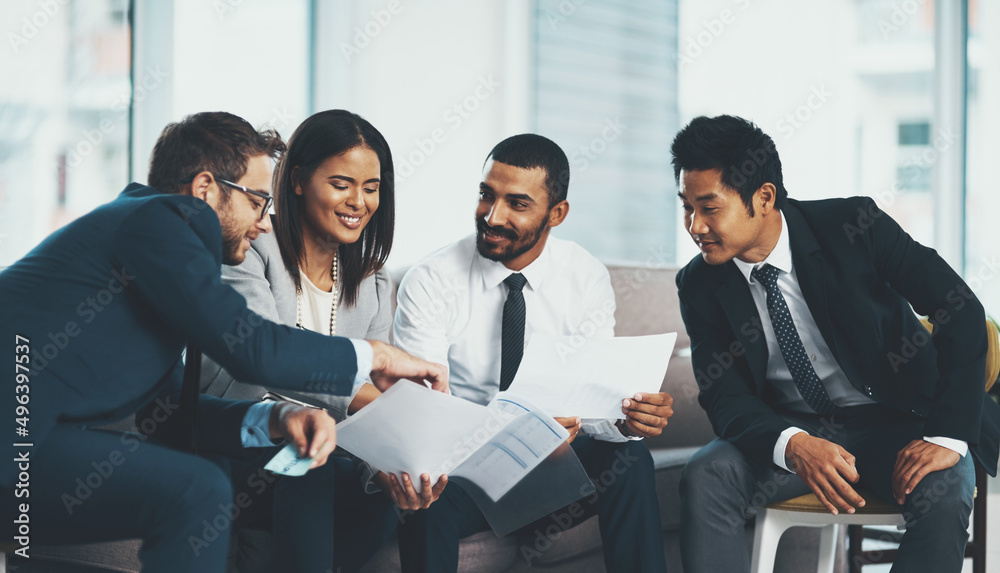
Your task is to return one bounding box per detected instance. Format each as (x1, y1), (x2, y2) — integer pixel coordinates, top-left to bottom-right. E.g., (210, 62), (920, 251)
(617, 419), (637, 438)
(367, 339), (387, 372)
(268, 401), (291, 441)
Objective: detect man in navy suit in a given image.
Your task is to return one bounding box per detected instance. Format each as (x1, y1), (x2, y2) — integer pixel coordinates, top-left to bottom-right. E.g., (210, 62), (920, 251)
(673, 115), (999, 573)
(0, 112), (446, 572)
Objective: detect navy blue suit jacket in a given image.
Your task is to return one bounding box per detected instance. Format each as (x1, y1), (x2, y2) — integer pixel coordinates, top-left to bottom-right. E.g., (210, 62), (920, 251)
(677, 197), (1000, 476)
(1, 184), (359, 488)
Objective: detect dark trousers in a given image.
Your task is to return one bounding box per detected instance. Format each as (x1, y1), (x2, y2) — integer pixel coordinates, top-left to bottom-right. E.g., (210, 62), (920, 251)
(2, 424), (234, 572)
(230, 451), (397, 573)
(398, 436), (667, 573)
(679, 405), (976, 573)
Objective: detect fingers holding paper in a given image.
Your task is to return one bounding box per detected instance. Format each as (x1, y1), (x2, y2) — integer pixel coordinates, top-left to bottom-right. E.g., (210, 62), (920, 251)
(554, 416), (583, 443)
(367, 340), (449, 394)
(620, 392), (673, 438)
(376, 471), (448, 510)
(268, 402), (338, 469)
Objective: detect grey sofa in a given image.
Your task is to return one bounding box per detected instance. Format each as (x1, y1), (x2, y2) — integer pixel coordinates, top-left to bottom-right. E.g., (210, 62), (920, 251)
(10, 264), (836, 572)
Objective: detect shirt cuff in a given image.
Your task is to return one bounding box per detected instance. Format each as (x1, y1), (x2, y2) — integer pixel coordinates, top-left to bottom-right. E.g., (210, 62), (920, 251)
(581, 419), (639, 442)
(242, 401), (280, 448)
(923, 436), (968, 457)
(350, 339), (374, 393)
(774, 427), (808, 472)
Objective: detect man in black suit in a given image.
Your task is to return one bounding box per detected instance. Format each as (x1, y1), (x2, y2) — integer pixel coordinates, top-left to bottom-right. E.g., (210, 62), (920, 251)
(673, 115), (999, 573)
(0, 112), (446, 572)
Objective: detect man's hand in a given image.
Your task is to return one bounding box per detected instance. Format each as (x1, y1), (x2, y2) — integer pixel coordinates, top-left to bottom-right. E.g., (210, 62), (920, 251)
(268, 402), (337, 469)
(375, 471), (448, 510)
(368, 340), (449, 394)
(892, 440), (961, 504)
(786, 433), (865, 515)
(618, 392), (673, 438)
(555, 416), (582, 443)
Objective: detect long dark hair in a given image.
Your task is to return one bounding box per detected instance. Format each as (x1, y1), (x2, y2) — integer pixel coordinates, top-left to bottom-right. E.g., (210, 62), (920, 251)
(272, 110), (395, 307)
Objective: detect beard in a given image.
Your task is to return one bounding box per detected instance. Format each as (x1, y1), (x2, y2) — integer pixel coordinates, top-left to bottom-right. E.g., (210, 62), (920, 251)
(217, 197), (252, 265)
(475, 217), (548, 263)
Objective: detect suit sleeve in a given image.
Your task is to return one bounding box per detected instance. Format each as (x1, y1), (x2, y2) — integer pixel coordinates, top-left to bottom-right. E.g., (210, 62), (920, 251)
(200, 242), (279, 399)
(865, 197), (987, 443)
(677, 272), (792, 465)
(114, 197), (358, 397)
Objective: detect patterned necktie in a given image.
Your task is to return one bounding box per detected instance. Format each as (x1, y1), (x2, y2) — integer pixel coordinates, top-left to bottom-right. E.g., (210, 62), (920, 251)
(751, 263), (836, 414)
(499, 273), (528, 391)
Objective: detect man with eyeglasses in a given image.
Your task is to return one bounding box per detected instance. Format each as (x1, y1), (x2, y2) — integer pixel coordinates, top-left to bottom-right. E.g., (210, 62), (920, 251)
(0, 111), (447, 573)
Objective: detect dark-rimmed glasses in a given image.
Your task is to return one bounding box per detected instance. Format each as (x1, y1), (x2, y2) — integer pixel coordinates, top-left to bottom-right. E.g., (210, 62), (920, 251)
(179, 174), (273, 220)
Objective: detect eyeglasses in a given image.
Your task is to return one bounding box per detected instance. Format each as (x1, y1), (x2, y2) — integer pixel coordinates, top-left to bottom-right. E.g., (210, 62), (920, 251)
(179, 174), (273, 220)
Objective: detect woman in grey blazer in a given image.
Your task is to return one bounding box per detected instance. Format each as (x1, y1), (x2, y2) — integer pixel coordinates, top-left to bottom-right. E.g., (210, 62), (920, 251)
(200, 110), (408, 572)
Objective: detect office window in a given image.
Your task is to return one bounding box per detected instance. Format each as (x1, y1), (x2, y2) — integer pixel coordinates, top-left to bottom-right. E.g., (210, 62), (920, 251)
(534, 0), (680, 265)
(0, 0), (131, 267)
(965, 0), (999, 315)
(676, 0), (937, 263)
(898, 121), (931, 145)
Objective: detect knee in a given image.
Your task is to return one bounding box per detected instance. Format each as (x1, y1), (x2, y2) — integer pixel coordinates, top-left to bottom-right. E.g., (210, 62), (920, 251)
(595, 441), (654, 492)
(680, 443), (741, 500)
(181, 459), (233, 514)
(904, 466), (974, 525)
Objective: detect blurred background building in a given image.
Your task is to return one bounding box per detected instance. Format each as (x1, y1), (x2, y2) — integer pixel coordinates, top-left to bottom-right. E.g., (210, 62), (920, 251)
(1, 0), (997, 317)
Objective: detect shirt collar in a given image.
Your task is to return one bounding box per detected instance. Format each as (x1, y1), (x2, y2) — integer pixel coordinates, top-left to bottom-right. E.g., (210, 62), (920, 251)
(474, 235), (552, 292)
(733, 210), (793, 285)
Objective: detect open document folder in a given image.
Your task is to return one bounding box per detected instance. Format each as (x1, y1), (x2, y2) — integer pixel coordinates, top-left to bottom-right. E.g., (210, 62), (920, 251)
(337, 382), (574, 501)
(503, 332), (677, 419)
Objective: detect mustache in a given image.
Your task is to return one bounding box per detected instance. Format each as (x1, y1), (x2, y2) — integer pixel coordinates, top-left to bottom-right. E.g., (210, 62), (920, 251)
(477, 219), (516, 240)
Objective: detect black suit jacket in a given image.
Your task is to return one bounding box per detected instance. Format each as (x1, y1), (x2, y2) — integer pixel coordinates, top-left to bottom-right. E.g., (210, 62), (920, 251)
(676, 197), (1000, 476)
(0, 184), (360, 488)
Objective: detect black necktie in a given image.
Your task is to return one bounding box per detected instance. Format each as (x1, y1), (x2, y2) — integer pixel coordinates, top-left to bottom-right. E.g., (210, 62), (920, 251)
(751, 263), (836, 414)
(499, 273), (527, 391)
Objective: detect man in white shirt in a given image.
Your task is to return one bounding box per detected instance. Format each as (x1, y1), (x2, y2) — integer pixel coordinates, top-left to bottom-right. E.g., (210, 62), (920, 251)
(673, 115), (999, 573)
(394, 134), (673, 572)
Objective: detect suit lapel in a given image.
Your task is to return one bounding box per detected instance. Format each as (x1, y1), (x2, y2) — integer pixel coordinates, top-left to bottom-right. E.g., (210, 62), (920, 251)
(784, 204), (842, 365)
(715, 264), (769, 394)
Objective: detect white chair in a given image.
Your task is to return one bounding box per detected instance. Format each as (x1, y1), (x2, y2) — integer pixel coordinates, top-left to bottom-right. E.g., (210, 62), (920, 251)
(751, 490), (905, 573)
(751, 316), (998, 573)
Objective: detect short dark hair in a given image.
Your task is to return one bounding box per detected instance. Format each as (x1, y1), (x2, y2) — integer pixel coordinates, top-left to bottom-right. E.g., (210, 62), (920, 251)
(272, 109), (394, 307)
(147, 111), (285, 196)
(670, 115), (787, 214)
(485, 134), (570, 207)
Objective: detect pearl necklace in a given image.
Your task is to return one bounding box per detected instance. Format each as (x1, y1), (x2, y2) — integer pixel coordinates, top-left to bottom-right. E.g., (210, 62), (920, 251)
(296, 251), (338, 335)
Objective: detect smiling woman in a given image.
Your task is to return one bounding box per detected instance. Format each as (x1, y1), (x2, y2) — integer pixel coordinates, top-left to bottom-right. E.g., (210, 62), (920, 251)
(196, 109), (402, 571)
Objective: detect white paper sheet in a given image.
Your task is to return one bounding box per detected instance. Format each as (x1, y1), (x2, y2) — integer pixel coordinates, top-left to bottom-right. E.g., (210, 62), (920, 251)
(335, 382), (569, 500)
(503, 332), (677, 419)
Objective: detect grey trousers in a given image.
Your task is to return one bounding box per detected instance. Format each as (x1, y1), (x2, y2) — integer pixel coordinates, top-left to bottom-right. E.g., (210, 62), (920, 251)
(679, 406), (975, 573)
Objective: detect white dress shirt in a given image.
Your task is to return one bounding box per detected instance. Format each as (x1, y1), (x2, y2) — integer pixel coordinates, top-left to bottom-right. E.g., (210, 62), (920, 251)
(732, 212), (967, 471)
(394, 234), (634, 442)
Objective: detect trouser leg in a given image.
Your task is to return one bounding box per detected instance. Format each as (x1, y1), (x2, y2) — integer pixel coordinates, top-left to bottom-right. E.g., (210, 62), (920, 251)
(679, 438), (811, 573)
(4, 425), (233, 573)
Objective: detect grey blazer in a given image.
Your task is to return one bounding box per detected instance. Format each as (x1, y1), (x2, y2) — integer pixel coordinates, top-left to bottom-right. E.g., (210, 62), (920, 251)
(200, 229), (393, 422)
